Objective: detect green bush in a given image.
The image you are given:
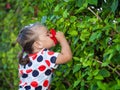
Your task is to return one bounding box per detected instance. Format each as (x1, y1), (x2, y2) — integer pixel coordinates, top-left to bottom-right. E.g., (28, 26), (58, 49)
(0, 0), (120, 90)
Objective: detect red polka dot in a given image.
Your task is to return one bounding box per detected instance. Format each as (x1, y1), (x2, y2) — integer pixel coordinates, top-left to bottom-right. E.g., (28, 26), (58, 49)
(43, 80), (49, 87)
(48, 51), (54, 55)
(26, 69), (32, 73)
(32, 54), (37, 60)
(45, 60), (50, 67)
(31, 81), (38, 87)
(38, 65), (46, 71)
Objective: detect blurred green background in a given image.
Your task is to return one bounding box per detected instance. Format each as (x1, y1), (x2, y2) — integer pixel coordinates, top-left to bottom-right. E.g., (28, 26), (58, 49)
(0, 0), (120, 90)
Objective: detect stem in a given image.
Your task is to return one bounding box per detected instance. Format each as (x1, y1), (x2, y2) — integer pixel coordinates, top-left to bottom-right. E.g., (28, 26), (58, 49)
(96, 60), (120, 76)
(62, 79), (71, 87)
(88, 7), (102, 21)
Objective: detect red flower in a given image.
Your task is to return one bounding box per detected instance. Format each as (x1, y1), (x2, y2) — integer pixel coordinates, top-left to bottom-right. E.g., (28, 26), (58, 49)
(50, 29), (58, 45)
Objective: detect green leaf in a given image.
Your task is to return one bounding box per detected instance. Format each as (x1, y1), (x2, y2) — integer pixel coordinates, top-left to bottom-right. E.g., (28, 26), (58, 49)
(75, 0), (88, 13)
(101, 62), (110, 67)
(80, 29), (90, 41)
(54, 5), (60, 12)
(99, 68), (110, 77)
(116, 79), (120, 86)
(73, 64), (81, 73)
(89, 31), (101, 42)
(83, 60), (92, 67)
(63, 9), (69, 18)
(73, 57), (80, 61)
(97, 81), (106, 90)
(70, 16), (77, 22)
(76, 0), (86, 7)
(81, 80), (85, 86)
(87, 0), (98, 6)
(115, 44), (120, 51)
(112, 54), (120, 64)
(56, 71), (62, 76)
(91, 84), (98, 90)
(111, 0), (118, 13)
(93, 69), (99, 76)
(73, 79), (81, 88)
(68, 30), (78, 36)
(94, 75), (104, 80)
(113, 38), (120, 43)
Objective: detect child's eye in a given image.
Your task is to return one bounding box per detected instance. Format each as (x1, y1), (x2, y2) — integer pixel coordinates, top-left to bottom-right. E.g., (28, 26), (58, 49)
(46, 34), (49, 36)
(46, 31), (50, 36)
(46, 33), (50, 36)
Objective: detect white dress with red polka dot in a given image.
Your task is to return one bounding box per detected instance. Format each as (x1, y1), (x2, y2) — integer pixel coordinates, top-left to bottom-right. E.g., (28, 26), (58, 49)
(19, 48), (59, 90)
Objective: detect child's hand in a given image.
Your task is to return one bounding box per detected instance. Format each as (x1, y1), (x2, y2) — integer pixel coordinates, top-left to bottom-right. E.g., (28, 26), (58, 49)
(55, 31), (66, 43)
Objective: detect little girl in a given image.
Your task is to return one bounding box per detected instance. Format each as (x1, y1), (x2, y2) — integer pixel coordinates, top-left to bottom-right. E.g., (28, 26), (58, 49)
(17, 23), (72, 90)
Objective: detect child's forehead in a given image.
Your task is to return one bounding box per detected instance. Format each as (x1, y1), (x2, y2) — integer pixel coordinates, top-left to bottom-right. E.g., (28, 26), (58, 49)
(33, 26), (48, 34)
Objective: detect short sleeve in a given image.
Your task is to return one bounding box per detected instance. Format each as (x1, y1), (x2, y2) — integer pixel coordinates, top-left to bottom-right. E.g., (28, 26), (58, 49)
(43, 49), (59, 69)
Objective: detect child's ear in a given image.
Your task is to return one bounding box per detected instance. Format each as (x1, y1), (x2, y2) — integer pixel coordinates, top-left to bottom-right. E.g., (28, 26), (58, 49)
(33, 41), (43, 49)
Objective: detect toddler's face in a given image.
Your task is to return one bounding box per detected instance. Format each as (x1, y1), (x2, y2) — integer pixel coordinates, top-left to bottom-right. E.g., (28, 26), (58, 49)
(35, 26), (55, 49)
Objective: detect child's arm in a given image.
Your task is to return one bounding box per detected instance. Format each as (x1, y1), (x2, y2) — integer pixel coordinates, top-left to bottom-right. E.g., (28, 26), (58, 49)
(55, 31), (72, 64)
